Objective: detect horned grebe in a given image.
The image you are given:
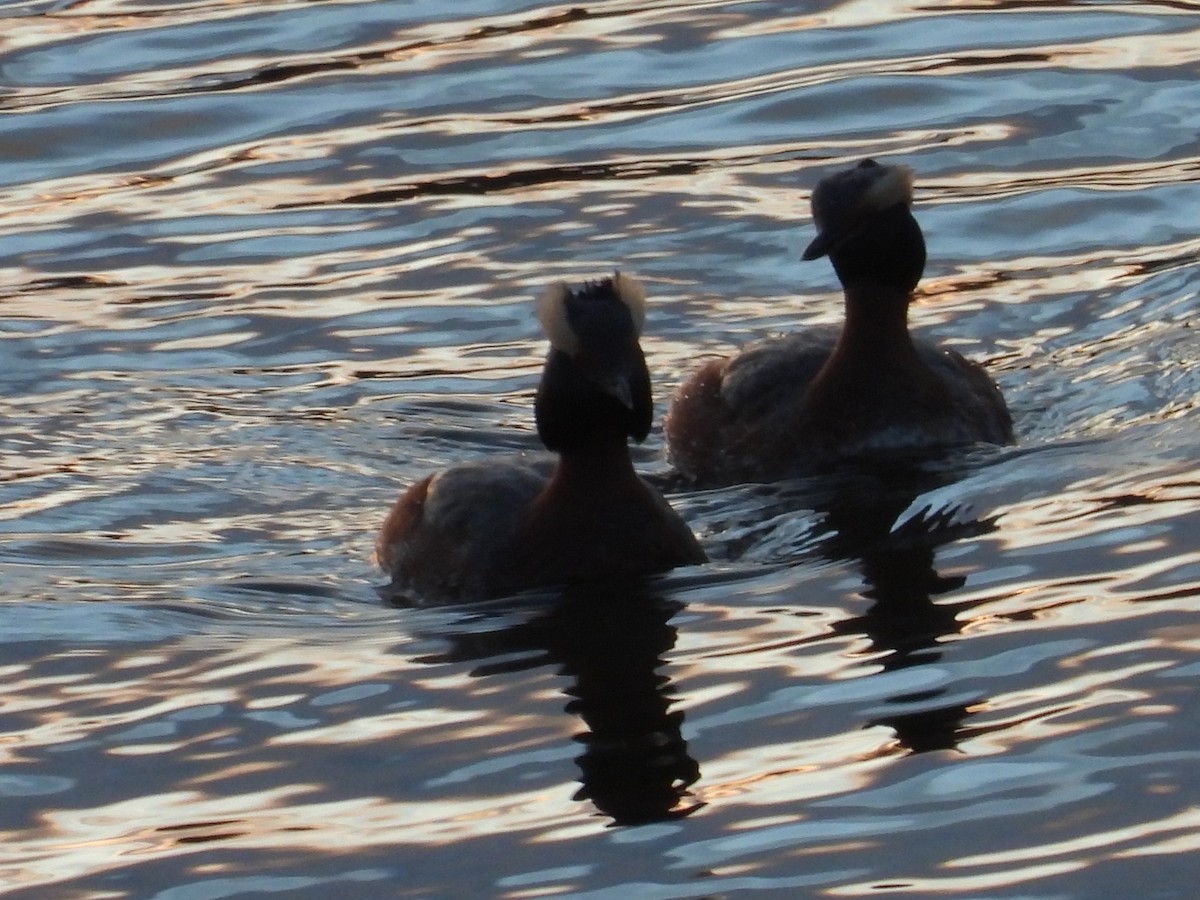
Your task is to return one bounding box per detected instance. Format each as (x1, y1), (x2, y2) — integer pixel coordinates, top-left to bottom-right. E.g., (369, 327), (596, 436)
(665, 160), (1013, 486)
(377, 274), (706, 601)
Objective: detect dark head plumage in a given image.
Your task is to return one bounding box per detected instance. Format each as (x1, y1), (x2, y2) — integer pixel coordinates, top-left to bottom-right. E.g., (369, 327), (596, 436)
(803, 159), (926, 293)
(534, 273), (653, 451)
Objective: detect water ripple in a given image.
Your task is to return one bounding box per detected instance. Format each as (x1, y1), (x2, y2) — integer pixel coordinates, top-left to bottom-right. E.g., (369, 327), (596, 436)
(2, 0), (1199, 897)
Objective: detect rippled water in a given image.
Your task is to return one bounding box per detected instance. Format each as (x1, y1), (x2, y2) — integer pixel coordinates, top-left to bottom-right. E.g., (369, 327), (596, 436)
(2, 1), (1199, 897)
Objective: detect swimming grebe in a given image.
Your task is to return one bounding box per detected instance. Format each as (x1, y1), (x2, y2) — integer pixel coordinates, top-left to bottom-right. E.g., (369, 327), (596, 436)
(376, 274), (706, 601)
(665, 159), (1013, 486)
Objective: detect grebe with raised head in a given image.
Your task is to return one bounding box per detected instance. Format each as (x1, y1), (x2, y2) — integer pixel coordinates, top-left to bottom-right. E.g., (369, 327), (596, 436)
(377, 274), (706, 601)
(665, 159), (1013, 486)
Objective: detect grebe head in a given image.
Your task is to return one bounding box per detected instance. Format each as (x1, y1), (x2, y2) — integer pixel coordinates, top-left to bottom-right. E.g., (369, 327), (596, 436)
(802, 159), (926, 294)
(534, 273), (653, 451)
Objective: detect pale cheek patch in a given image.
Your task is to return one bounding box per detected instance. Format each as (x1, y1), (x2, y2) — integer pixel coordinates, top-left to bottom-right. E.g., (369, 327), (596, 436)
(862, 165), (915, 214)
(536, 281), (579, 355)
(612, 271), (647, 337)
(536, 272), (648, 351)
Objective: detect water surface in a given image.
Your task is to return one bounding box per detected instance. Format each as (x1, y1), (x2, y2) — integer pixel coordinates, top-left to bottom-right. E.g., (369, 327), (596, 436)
(1, 1), (1199, 897)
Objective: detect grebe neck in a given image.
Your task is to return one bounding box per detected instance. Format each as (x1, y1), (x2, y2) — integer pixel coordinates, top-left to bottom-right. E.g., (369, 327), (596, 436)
(552, 431), (639, 490)
(802, 281), (944, 416)
(833, 282), (919, 363)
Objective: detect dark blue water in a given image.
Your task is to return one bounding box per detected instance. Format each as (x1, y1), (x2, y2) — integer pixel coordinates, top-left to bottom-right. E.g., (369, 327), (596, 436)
(1, 2), (1199, 897)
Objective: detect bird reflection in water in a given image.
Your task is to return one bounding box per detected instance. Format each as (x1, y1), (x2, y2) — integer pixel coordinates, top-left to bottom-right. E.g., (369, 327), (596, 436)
(413, 583), (702, 826)
(816, 462), (998, 753)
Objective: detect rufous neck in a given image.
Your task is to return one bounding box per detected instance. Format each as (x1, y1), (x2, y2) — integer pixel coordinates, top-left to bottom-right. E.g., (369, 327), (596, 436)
(835, 282), (917, 360)
(553, 433), (639, 490)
